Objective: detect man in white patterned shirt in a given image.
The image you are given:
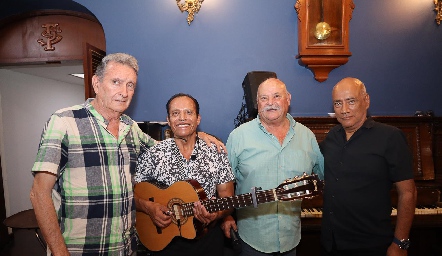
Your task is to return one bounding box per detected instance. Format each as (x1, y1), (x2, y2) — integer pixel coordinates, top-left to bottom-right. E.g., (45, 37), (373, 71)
(135, 93), (235, 256)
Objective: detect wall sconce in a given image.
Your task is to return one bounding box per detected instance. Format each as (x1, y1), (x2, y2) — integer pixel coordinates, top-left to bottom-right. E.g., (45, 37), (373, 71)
(436, 0), (442, 25)
(176, 0), (204, 25)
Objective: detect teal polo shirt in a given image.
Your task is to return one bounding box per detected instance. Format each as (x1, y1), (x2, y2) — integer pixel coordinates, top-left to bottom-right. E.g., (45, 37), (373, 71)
(226, 114), (324, 253)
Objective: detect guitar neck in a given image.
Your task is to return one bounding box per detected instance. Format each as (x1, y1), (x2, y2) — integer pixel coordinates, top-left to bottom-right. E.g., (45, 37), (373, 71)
(177, 174), (322, 217)
(181, 189), (277, 217)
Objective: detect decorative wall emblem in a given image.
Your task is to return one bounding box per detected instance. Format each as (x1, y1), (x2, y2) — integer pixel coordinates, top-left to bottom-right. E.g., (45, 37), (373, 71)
(176, 0), (204, 25)
(37, 23), (63, 51)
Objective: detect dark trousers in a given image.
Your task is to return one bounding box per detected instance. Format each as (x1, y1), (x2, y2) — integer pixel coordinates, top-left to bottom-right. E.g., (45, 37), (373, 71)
(321, 237), (389, 256)
(149, 225), (224, 256)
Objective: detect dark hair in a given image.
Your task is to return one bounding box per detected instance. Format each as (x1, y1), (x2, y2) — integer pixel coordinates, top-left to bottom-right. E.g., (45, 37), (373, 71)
(166, 93), (200, 116)
(95, 53), (138, 81)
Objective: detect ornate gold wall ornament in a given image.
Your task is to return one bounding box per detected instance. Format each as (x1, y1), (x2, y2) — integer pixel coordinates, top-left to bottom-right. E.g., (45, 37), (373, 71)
(37, 23), (63, 51)
(435, 0), (442, 25)
(176, 0), (204, 25)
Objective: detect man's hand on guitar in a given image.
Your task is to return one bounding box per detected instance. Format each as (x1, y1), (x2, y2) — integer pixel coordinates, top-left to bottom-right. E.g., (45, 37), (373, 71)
(193, 201), (218, 226)
(141, 199), (172, 229)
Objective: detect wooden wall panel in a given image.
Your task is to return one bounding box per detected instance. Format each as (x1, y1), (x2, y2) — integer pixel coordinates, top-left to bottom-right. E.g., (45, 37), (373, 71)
(0, 10), (105, 65)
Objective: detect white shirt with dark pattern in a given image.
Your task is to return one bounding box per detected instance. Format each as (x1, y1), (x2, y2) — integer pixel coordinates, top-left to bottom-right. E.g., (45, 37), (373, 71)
(135, 137), (234, 198)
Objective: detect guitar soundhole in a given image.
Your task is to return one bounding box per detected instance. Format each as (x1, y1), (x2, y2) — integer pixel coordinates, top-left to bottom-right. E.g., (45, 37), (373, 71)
(167, 198), (188, 226)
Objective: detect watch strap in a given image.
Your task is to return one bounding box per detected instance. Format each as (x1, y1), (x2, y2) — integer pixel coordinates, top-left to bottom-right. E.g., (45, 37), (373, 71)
(393, 237), (410, 250)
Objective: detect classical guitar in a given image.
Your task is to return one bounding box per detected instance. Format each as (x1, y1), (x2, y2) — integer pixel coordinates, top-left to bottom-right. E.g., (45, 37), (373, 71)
(135, 173), (323, 251)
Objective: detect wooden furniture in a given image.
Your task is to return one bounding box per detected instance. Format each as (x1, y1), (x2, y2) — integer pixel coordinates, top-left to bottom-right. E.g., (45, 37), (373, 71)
(294, 0), (354, 82)
(296, 116), (442, 256)
(3, 209), (46, 255)
(298, 116), (440, 182)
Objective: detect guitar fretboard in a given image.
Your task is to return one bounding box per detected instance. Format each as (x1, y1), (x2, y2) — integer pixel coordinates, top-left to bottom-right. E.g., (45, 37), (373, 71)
(180, 189), (277, 217)
(177, 176), (320, 217)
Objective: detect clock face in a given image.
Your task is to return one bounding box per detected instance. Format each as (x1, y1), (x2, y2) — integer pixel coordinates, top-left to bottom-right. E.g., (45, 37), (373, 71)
(307, 0), (343, 46)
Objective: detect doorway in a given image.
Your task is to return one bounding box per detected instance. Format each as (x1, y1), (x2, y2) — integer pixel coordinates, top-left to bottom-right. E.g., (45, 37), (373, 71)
(0, 0), (106, 251)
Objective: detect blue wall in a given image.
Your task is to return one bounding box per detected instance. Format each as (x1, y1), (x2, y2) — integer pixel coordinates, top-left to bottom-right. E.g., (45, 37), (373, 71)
(74, 0), (442, 142)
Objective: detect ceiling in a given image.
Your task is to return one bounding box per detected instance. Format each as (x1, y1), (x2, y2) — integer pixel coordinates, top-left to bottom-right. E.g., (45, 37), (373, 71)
(2, 62), (84, 86)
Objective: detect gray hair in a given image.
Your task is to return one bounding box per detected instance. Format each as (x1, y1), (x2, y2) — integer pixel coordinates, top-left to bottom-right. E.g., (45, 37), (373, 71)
(95, 53), (139, 81)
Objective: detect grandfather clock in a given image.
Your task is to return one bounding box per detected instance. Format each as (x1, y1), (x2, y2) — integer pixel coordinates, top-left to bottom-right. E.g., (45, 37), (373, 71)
(295, 0), (355, 82)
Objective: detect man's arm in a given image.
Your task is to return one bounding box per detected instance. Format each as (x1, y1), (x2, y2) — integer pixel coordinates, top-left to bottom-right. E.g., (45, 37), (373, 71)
(30, 172), (70, 256)
(387, 179), (417, 255)
(215, 181), (235, 219)
(197, 131), (227, 153)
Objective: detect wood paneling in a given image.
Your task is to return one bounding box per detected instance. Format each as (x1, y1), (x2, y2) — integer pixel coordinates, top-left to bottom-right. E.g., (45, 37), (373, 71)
(0, 10), (105, 65)
(297, 116), (441, 183)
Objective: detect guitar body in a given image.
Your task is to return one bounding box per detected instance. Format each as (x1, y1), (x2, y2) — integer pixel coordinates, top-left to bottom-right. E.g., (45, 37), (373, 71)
(134, 173), (323, 252)
(135, 180), (206, 251)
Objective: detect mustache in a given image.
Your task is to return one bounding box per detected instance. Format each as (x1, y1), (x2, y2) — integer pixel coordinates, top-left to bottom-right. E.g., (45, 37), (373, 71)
(260, 105), (280, 112)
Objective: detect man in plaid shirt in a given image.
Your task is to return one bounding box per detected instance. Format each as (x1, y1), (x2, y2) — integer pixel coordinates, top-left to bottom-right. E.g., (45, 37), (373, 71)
(30, 53), (223, 256)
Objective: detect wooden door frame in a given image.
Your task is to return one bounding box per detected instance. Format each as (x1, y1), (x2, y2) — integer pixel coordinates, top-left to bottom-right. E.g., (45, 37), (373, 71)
(83, 43), (106, 100)
(0, 156), (9, 249)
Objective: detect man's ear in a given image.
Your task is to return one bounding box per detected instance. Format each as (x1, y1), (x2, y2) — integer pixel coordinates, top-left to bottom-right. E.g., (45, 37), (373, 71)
(197, 114), (201, 126)
(92, 75), (100, 94)
(365, 93), (370, 109)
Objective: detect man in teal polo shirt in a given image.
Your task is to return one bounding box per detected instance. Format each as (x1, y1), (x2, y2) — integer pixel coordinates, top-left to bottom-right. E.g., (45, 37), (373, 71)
(222, 78), (324, 255)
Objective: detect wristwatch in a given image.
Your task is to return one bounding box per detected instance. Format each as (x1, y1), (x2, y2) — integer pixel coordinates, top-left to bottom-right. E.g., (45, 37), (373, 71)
(393, 237), (410, 250)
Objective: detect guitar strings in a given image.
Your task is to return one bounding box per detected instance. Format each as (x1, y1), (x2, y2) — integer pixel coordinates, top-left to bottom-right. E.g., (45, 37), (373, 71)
(181, 180), (317, 214)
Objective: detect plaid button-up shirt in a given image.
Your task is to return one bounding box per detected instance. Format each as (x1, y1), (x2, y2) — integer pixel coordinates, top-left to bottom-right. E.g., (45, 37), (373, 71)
(32, 99), (155, 255)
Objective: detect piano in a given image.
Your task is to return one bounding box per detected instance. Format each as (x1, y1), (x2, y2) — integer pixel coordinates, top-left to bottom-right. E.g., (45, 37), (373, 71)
(301, 188), (442, 218)
(295, 116), (442, 256)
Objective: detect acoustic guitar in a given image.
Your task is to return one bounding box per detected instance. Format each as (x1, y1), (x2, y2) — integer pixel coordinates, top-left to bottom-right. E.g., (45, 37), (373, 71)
(135, 173), (323, 251)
